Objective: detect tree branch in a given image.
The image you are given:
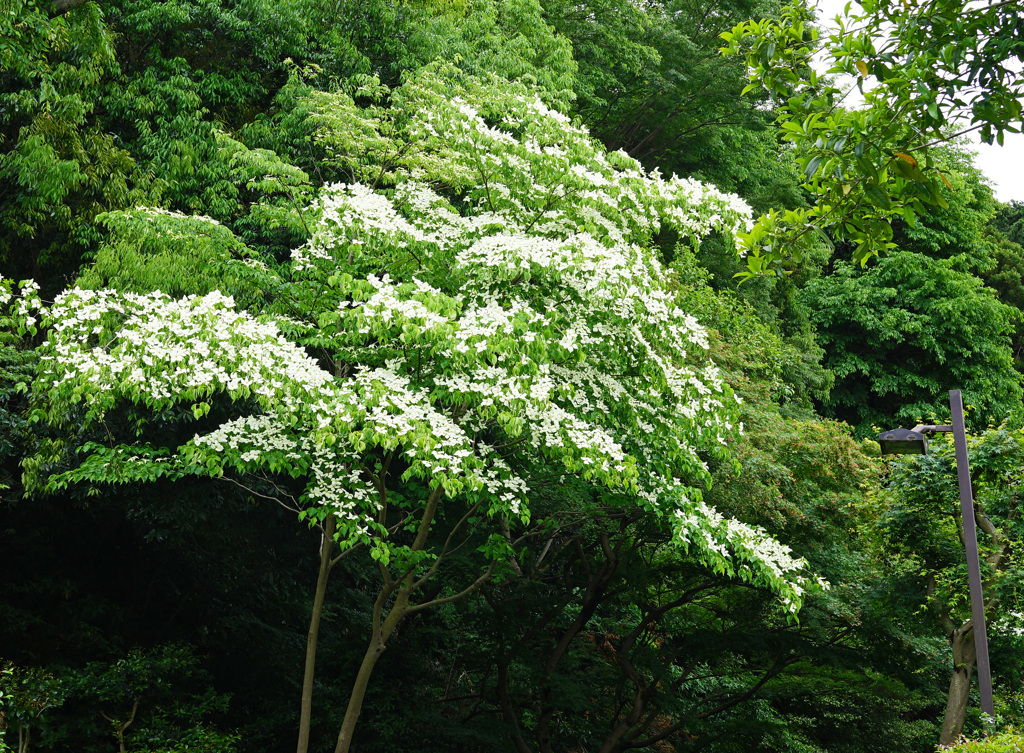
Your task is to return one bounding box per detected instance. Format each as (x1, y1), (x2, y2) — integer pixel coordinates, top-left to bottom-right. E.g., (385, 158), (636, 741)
(405, 563), (496, 614)
(410, 500), (484, 592)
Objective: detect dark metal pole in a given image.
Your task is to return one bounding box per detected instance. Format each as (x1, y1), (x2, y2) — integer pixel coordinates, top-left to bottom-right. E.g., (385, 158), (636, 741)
(949, 389), (995, 717)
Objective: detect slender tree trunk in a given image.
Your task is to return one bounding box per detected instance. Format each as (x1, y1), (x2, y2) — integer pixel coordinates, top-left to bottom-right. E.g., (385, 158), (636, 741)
(940, 625), (977, 745)
(496, 656), (535, 753)
(933, 504), (1011, 747)
(598, 689), (648, 753)
(334, 583), (412, 753)
(333, 485), (444, 753)
(297, 514), (336, 753)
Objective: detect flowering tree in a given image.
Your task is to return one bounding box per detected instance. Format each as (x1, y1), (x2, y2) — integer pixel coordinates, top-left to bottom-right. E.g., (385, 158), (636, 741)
(10, 65), (823, 753)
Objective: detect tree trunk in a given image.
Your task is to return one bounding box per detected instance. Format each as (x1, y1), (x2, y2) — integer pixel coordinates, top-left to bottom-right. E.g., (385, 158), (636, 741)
(940, 624), (977, 745)
(332, 485), (456, 753)
(297, 514), (336, 753)
(333, 583), (412, 753)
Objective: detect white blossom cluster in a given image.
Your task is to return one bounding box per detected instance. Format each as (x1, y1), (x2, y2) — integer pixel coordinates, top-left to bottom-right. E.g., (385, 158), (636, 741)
(3, 278), (44, 331)
(401, 84), (753, 250)
(37, 288), (335, 417)
(193, 414), (305, 463)
(293, 183), (452, 274)
(994, 611), (1024, 638)
(31, 285), (519, 537)
(351, 275), (453, 334)
(187, 413), (377, 542)
(670, 495), (819, 614)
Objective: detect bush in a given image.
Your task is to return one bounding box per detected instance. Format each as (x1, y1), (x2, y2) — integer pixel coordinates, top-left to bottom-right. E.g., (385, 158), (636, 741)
(941, 729), (1024, 752)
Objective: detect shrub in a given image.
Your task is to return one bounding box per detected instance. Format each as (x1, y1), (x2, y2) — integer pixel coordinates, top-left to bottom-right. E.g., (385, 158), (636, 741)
(941, 729), (1024, 752)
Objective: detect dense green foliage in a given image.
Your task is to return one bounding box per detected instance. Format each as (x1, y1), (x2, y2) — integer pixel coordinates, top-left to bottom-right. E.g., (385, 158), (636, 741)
(803, 252), (1022, 435)
(2, 0), (1024, 751)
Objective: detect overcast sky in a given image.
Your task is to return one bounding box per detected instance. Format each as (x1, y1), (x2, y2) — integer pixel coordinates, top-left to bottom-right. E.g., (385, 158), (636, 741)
(810, 0), (1024, 204)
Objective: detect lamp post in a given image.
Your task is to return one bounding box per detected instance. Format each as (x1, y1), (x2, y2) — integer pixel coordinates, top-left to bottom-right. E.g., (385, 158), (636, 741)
(877, 389), (995, 719)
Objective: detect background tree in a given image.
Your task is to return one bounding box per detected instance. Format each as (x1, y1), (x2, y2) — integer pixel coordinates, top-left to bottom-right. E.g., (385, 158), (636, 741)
(876, 428), (1024, 743)
(0, 0), (150, 293)
(799, 252), (1022, 435)
(722, 0), (1024, 273)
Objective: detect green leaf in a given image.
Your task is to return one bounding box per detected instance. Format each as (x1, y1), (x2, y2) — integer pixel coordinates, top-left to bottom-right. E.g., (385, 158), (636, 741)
(804, 155), (823, 178)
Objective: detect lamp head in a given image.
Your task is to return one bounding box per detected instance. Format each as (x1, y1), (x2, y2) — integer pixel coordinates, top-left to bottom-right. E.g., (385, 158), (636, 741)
(878, 428), (929, 455)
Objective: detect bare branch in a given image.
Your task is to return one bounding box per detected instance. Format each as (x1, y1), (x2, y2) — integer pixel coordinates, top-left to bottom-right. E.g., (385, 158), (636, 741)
(405, 563), (496, 614)
(410, 501), (484, 592)
(221, 475), (302, 516)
